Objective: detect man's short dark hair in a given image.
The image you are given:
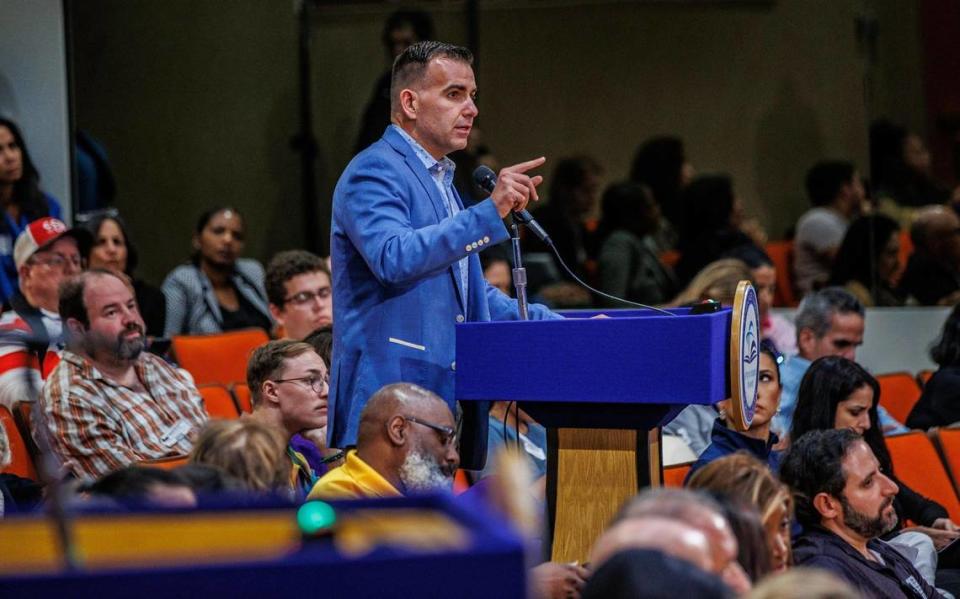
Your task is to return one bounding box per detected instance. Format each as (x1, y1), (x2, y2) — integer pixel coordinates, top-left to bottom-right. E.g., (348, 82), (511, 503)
(779, 428), (863, 528)
(390, 41), (473, 112)
(265, 250), (329, 307)
(794, 287), (864, 339)
(59, 269), (132, 328)
(84, 466), (189, 503)
(246, 339), (318, 408)
(805, 161), (856, 207)
(303, 325), (333, 368)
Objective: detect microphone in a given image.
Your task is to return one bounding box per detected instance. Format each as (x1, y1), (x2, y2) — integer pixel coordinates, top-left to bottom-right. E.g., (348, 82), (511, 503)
(472, 166), (551, 244)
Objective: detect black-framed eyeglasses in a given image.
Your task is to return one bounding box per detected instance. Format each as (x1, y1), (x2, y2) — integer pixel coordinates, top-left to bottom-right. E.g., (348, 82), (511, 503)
(404, 416), (457, 448)
(272, 374), (328, 395)
(284, 287), (332, 307)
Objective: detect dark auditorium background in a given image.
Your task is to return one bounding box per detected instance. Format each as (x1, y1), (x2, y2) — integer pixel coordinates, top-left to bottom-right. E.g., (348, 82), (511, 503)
(66, 0), (939, 283)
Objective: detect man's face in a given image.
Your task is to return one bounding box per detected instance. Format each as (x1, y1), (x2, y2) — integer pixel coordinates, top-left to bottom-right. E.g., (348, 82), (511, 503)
(835, 440), (899, 540)
(274, 351), (329, 433)
(272, 270), (332, 340)
(80, 274), (146, 361)
(398, 402), (460, 493)
(407, 58), (478, 160)
(22, 237), (82, 308)
(802, 312), (864, 361)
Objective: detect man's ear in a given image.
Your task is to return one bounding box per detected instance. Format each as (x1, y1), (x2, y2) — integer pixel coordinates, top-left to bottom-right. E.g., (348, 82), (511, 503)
(813, 492), (842, 520)
(268, 303), (284, 324)
(65, 317), (85, 338)
(797, 328), (816, 357)
(386, 415), (407, 446)
(18, 263), (31, 283)
(261, 380), (282, 407)
(399, 89), (418, 120)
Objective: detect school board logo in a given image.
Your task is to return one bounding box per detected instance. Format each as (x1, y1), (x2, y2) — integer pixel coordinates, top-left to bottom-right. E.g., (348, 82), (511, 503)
(730, 281), (760, 431)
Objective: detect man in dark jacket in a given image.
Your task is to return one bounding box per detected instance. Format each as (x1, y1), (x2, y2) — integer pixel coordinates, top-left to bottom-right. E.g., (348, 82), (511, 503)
(780, 428), (939, 598)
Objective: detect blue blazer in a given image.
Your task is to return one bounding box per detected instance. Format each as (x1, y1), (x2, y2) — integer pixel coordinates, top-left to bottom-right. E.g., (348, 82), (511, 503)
(329, 126), (559, 463)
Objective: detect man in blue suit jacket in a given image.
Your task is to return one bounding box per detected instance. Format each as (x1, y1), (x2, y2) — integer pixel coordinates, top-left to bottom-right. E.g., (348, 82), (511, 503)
(329, 41), (560, 468)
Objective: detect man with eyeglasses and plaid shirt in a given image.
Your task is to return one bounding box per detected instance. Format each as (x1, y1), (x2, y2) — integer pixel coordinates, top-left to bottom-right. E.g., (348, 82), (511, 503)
(0, 217), (91, 411)
(308, 382), (458, 500)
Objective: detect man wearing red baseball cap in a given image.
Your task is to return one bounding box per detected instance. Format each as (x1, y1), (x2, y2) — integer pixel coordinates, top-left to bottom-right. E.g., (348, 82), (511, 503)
(0, 217), (91, 410)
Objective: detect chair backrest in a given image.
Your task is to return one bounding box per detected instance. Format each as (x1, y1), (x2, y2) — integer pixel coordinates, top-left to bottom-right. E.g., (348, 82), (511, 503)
(197, 384), (241, 419)
(0, 405), (38, 480)
(918, 370), (934, 389)
(877, 372), (923, 424)
(887, 431), (960, 522)
(662, 462), (692, 488)
(171, 328), (269, 386)
(764, 240), (798, 307)
(232, 383), (253, 414)
(137, 454), (190, 470)
(659, 249), (681, 269)
(898, 229), (914, 274)
(932, 428), (960, 497)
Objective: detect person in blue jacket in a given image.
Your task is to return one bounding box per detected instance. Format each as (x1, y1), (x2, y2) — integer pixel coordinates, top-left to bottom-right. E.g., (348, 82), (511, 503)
(329, 41), (559, 468)
(687, 341), (783, 480)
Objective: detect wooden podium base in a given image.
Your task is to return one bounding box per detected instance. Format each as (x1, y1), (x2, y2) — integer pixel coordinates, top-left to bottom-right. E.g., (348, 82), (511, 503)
(547, 428), (661, 563)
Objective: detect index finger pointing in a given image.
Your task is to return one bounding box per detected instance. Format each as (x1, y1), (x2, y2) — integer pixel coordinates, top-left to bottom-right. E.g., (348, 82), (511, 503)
(502, 156), (546, 174)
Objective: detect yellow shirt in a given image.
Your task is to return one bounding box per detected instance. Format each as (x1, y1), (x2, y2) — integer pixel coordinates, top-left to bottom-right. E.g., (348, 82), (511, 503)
(307, 449), (401, 501)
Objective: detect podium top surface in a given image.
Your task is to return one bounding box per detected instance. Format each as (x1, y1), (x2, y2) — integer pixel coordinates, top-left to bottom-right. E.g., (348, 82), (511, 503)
(455, 307), (730, 407)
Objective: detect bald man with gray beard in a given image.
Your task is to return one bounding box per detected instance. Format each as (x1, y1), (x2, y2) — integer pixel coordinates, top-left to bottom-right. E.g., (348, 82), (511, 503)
(307, 382), (459, 500)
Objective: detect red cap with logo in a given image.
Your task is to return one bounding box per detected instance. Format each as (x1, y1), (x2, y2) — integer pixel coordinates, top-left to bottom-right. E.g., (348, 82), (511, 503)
(13, 217), (92, 270)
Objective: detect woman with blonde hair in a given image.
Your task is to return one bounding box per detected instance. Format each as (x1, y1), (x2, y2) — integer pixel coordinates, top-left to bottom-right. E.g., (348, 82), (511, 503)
(670, 258), (753, 307)
(190, 419), (291, 494)
(686, 452), (793, 576)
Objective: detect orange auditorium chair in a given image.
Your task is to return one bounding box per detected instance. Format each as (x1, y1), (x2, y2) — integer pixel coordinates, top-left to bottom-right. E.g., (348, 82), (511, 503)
(877, 372), (923, 425)
(232, 383), (253, 414)
(138, 455), (190, 470)
(171, 328), (269, 386)
(764, 240), (798, 307)
(662, 462), (692, 488)
(198, 384), (241, 419)
(933, 428), (960, 496)
(1, 405), (38, 480)
(887, 431), (960, 522)
(918, 370), (935, 389)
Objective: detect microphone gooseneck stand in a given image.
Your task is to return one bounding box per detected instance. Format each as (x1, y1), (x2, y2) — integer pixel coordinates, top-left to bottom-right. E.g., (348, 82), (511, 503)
(509, 218), (530, 321)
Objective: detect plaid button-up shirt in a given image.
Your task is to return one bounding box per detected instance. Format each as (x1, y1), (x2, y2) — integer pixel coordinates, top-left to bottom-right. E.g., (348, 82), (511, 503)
(39, 350), (208, 479)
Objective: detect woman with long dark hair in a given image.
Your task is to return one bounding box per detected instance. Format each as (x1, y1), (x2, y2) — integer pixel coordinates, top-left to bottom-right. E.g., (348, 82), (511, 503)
(161, 206), (272, 336)
(0, 118), (62, 304)
(908, 304), (960, 429)
(828, 214), (903, 307)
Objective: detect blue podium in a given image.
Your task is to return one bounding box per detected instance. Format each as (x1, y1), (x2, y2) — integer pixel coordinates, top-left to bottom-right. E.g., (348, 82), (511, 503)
(456, 307), (732, 562)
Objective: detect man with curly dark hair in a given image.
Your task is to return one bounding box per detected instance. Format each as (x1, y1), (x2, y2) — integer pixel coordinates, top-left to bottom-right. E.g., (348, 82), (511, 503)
(265, 250), (332, 340)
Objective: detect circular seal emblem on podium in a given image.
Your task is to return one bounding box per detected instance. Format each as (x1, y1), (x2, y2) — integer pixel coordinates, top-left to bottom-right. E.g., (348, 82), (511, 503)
(729, 280), (760, 431)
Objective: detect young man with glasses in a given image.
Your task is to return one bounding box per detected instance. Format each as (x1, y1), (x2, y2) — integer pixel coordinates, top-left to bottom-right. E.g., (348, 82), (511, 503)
(308, 382), (458, 500)
(247, 339), (340, 496)
(0, 217), (90, 410)
(265, 250), (332, 341)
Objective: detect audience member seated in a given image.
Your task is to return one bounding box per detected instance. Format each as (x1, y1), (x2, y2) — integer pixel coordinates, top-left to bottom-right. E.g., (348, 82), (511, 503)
(900, 206), (960, 306)
(686, 342), (782, 478)
(80, 210), (166, 337)
(523, 156), (602, 307)
(615, 488), (752, 593)
(629, 135), (695, 250)
(0, 218), (90, 409)
(0, 118), (64, 306)
(265, 250), (332, 340)
(308, 382), (458, 500)
(725, 245), (796, 354)
(189, 418), (290, 494)
(871, 118), (957, 212)
(793, 161), (866, 296)
(674, 174), (762, 287)
(686, 453), (794, 575)
(771, 287), (904, 438)
(303, 324), (332, 367)
(82, 465), (197, 509)
(828, 214), (905, 307)
(247, 340), (341, 496)
(478, 401), (547, 496)
(908, 304), (960, 429)
(663, 259), (754, 454)
(744, 568), (860, 599)
(791, 356), (959, 588)
(41, 270), (208, 479)
(480, 249), (512, 295)
(595, 181), (676, 307)
(780, 429), (940, 598)
(712, 494), (776, 584)
(584, 548), (731, 599)
(162, 207), (272, 337)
